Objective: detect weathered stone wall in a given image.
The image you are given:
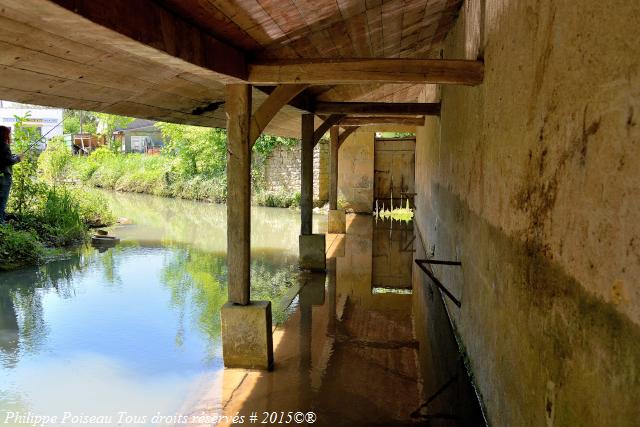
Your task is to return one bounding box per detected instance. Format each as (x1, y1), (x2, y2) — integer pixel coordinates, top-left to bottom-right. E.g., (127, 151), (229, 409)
(413, 1), (640, 426)
(263, 140), (329, 202)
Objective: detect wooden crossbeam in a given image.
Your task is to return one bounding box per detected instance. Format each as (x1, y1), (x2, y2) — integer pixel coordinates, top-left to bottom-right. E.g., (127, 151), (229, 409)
(248, 58), (484, 85)
(250, 84), (308, 145)
(340, 117), (425, 126)
(338, 126), (358, 148)
(314, 102), (440, 116)
(313, 114), (345, 147)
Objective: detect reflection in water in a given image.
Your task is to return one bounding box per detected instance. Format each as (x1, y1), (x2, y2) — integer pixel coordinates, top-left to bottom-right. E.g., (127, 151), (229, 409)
(214, 215), (485, 427)
(0, 191), (317, 425)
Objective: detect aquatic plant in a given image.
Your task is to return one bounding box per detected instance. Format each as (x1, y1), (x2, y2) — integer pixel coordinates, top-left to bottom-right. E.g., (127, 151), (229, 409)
(374, 198), (414, 222)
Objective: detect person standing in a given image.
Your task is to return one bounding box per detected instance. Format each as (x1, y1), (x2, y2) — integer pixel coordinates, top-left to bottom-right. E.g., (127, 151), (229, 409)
(0, 126), (22, 225)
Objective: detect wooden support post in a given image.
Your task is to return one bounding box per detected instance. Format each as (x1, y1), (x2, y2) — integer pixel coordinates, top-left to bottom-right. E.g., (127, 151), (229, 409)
(301, 114), (314, 236)
(225, 84), (251, 305)
(329, 126), (339, 211)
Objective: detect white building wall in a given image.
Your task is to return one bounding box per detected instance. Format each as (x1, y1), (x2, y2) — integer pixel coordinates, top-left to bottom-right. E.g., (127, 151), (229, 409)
(0, 104), (64, 149)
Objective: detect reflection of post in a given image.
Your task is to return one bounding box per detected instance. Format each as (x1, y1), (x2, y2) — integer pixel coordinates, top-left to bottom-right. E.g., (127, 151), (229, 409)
(298, 273), (326, 406)
(299, 281), (312, 373)
(0, 288), (19, 363)
(327, 258), (337, 334)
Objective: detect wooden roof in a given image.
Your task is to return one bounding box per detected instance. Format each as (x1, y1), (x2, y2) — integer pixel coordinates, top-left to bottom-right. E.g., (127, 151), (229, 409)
(0, 0), (463, 137)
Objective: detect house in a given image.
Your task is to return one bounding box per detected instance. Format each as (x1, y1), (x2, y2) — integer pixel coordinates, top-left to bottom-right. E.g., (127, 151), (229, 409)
(0, 101), (63, 150)
(113, 119), (164, 154)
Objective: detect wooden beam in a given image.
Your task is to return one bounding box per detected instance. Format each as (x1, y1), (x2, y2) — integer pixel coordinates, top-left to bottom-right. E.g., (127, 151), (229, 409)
(339, 117), (425, 126)
(248, 58), (484, 85)
(313, 114), (345, 147)
(226, 84), (251, 305)
(301, 114), (315, 236)
(250, 84), (308, 145)
(314, 102), (441, 116)
(338, 127), (359, 148)
(45, 0), (247, 82)
(329, 126), (339, 211)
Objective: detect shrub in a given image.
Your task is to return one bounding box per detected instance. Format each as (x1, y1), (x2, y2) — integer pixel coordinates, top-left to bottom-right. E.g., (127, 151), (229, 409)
(0, 225), (45, 270)
(36, 186), (86, 246)
(38, 136), (73, 183)
(71, 188), (115, 227)
(254, 190), (300, 208)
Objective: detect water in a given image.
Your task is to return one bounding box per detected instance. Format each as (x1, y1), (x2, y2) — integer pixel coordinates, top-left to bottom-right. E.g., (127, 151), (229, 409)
(0, 191), (325, 426)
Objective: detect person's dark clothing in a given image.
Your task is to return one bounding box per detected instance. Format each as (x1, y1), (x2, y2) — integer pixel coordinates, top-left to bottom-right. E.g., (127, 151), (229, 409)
(0, 173), (12, 224)
(0, 141), (20, 175)
(0, 142), (20, 224)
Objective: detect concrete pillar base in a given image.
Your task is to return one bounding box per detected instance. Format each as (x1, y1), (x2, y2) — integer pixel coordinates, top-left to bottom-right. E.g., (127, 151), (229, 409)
(221, 301), (273, 370)
(299, 234), (326, 271)
(328, 209), (346, 234)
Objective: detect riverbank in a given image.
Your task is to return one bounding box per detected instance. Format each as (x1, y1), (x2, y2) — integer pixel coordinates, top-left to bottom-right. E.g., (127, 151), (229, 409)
(0, 186), (114, 271)
(64, 150), (302, 208)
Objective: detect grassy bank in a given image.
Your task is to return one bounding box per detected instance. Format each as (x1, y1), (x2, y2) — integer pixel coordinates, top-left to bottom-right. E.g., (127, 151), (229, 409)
(1, 116), (115, 271)
(58, 146), (301, 208)
(1, 183), (115, 270)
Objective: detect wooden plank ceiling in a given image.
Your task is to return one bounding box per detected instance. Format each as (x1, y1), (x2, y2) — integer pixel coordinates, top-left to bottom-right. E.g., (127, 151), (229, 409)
(0, 0), (463, 137)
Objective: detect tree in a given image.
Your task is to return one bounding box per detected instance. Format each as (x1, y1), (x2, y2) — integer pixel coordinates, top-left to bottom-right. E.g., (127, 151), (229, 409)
(95, 113), (135, 153)
(62, 110), (98, 135)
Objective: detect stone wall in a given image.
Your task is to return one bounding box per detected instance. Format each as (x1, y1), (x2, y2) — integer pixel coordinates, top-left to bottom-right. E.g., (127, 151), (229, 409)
(263, 140), (329, 202)
(413, 1), (640, 426)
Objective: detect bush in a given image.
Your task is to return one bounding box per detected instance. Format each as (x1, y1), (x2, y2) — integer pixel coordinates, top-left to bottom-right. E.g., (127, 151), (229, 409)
(254, 190), (301, 208)
(71, 188), (115, 227)
(35, 186), (86, 246)
(38, 137), (73, 183)
(0, 225), (45, 270)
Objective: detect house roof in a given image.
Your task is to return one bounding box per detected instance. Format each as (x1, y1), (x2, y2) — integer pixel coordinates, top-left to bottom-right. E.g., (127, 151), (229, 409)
(115, 119), (159, 132)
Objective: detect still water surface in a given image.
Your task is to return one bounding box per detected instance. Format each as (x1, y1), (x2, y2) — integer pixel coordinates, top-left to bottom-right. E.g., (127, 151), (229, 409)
(0, 191), (324, 425)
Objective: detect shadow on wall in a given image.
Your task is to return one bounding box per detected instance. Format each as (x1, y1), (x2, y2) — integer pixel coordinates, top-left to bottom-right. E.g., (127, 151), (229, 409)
(414, 183), (640, 426)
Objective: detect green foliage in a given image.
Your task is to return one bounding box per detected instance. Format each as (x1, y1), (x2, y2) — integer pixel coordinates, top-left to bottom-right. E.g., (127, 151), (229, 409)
(0, 225), (45, 270)
(36, 186), (86, 246)
(94, 113), (134, 152)
(9, 113), (45, 214)
(375, 131), (415, 138)
(59, 123), (300, 207)
(62, 110), (134, 153)
(254, 190), (301, 208)
(71, 187), (115, 228)
(62, 110), (98, 135)
(156, 122), (227, 178)
(253, 134), (298, 155)
(1, 114), (116, 270)
(38, 136), (73, 184)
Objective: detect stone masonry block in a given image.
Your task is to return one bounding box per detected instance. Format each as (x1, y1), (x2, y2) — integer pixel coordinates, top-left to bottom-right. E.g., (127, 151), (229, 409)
(221, 301), (273, 370)
(299, 234), (326, 271)
(328, 209), (346, 234)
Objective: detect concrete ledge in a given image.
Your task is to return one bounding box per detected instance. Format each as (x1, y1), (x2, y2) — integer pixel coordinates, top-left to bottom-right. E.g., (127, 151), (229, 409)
(299, 234), (326, 271)
(328, 209), (346, 234)
(221, 301), (273, 370)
